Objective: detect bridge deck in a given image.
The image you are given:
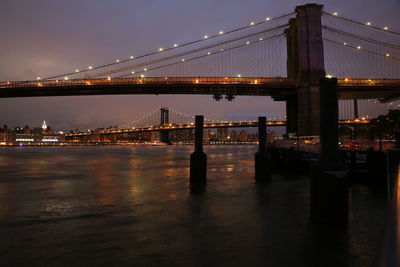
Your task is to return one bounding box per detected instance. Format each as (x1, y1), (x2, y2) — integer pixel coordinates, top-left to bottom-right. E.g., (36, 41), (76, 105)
(1, 77), (399, 99)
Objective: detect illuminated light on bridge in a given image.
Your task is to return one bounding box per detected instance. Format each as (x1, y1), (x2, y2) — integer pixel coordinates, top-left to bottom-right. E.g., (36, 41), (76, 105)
(219, 31), (224, 35)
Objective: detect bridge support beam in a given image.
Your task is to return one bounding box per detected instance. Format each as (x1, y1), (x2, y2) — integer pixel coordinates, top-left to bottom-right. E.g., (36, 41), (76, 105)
(255, 117), (271, 181)
(286, 4), (325, 136)
(190, 115), (207, 184)
(310, 78), (349, 224)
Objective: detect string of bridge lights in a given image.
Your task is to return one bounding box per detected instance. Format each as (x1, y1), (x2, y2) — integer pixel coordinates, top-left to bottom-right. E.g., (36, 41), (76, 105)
(323, 38), (400, 62)
(322, 26), (400, 50)
(113, 107), (290, 132)
(35, 12), (295, 82)
(169, 108), (220, 123)
(117, 108), (159, 129)
(323, 11), (400, 36)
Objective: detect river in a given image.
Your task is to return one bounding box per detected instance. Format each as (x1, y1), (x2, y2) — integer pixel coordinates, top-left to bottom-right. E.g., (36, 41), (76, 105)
(0, 145), (388, 266)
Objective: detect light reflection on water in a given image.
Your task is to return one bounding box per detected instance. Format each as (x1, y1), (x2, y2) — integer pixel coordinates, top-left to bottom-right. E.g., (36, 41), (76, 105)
(0, 145), (388, 266)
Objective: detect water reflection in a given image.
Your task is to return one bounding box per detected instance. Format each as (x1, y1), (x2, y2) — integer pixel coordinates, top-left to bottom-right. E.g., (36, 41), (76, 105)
(0, 145), (388, 266)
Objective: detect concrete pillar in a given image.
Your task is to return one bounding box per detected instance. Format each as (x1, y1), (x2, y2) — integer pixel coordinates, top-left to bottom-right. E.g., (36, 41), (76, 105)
(366, 149), (387, 188)
(387, 149), (400, 199)
(380, 148), (400, 267)
(353, 99), (359, 119)
(286, 4), (325, 136)
(395, 133), (400, 149)
(349, 151), (357, 176)
(159, 107), (171, 144)
(286, 96), (298, 134)
(310, 78), (349, 224)
(160, 131), (171, 144)
(190, 115), (207, 184)
(255, 117), (271, 180)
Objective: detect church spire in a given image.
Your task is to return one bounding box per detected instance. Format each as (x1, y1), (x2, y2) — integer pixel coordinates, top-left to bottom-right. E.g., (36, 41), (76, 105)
(42, 120), (47, 130)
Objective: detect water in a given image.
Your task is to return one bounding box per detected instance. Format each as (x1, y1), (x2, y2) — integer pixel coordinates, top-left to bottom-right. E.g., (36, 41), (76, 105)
(0, 146), (388, 266)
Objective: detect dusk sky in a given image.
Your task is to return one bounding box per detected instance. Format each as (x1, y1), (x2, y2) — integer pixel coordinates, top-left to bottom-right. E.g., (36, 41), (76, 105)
(1, 0), (399, 130)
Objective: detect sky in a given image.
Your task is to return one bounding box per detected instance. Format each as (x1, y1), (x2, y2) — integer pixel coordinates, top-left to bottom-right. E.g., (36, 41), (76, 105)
(0, 0), (399, 130)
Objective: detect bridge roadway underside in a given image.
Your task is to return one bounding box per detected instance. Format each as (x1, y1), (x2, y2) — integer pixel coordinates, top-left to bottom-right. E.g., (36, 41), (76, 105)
(1, 82), (399, 100)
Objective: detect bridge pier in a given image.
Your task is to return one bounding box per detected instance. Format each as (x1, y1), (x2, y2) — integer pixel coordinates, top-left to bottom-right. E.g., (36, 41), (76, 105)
(190, 115), (207, 184)
(160, 107), (171, 144)
(349, 151), (357, 176)
(160, 131), (171, 144)
(366, 148), (387, 189)
(255, 117), (271, 181)
(310, 78), (349, 224)
(285, 96), (298, 134)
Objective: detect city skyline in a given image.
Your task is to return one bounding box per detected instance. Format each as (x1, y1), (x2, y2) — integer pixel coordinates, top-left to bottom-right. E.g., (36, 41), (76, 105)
(1, 0), (399, 130)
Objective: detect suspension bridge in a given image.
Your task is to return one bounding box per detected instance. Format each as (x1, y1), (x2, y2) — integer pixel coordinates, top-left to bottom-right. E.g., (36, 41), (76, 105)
(1, 4), (399, 136)
(66, 106), (370, 145)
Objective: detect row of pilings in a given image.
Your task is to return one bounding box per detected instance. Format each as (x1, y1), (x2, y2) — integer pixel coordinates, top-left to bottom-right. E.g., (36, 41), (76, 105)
(189, 78), (400, 228)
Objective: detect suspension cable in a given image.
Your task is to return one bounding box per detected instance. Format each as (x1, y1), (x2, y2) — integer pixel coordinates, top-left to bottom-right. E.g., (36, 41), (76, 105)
(37, 12), (295, 81)
(323, 11), (400, 36)
(89, 24), (288, 78)
(323, 26), (400, 50)
(323, 38), (400, 62)
(115, 33), (285, 78)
